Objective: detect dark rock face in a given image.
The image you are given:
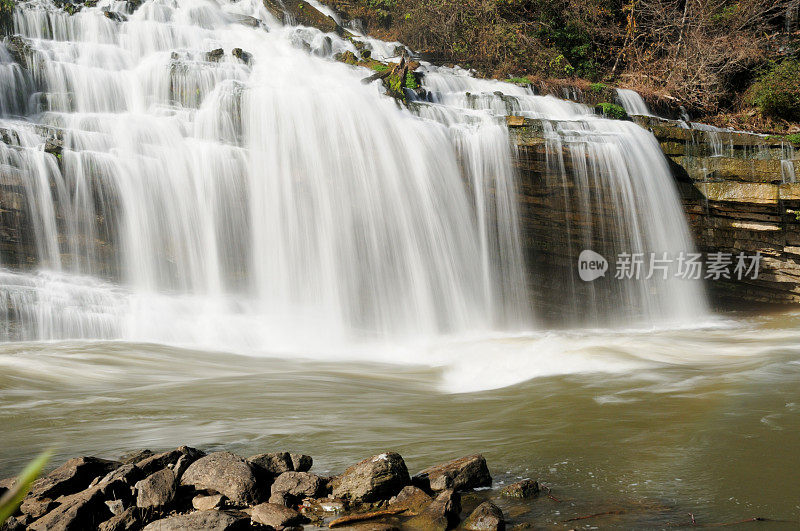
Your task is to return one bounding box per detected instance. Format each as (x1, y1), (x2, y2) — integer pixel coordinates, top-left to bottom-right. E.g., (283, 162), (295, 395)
(331, 452), (410, 503)
(29, 487), (110, 531)
(28, 456), (120, 500)
(269, 471), (324, 505)
(408, 489), (461, 531)
(250, 502), (307, 528)
(248, 452), (294, 476)
(262, 0), (341, 34)
(231, 48), (252, 66)
(389, 485), (433, 515)
(463, 501), (505, 530)
(413, 454), (491, 492)
(136, 446), (204, 477)
(142, 510), (250, 530)
(1, 516), (26, 531)
(500, 479), (539, 498)
(98, 507), (142, 531)
(97, 463), (143, 489)
(20, 497), (58, 519)
(206, 48), (225, 62)
(290, 453), (313, 472)
(135, 468), (177, 509)
(180, 452), (261, 506)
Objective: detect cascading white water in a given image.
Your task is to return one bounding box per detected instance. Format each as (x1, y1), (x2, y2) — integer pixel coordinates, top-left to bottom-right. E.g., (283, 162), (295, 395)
(0, 0), (705, 345)
(616, 88), (652, 117)
(416, 67), (706, 323)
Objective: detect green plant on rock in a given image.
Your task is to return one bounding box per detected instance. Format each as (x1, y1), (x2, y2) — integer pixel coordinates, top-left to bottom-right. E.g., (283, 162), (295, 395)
(507, 77), (530, 85)
(589, 82), (607, 93)
(405, 71), (419, 90)
(786, 133), (800, 145)
(748, 59), (800, 121)
(596, 102), (628, 120)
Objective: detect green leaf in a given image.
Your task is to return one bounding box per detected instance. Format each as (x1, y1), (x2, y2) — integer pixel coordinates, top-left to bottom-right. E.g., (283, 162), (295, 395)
(0, 450), (53, 525)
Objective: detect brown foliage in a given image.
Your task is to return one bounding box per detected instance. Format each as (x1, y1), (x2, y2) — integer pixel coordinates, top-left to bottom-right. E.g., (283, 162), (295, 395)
(620, 0), (794, 112)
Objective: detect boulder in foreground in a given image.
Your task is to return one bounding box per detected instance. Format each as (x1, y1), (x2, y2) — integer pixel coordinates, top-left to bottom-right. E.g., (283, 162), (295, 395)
(500, 478), (539, 498)
(408, 488), (461, 530)
(180, 452), (261, 505)
(463, 501), (505, 530)
(413, 454), (491, 492)
(331, 452), (410, 503)
(250, 502), (307, 528)
(142, 510), (249, 530)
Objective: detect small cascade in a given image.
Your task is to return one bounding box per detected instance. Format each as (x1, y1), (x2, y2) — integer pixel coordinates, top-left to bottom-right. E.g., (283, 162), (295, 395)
(616, 88), (652, 117)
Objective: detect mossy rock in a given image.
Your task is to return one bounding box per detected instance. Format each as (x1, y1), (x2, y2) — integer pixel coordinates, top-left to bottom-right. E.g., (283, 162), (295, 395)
(263, 0), (341, 34)
(595, 102), (629, 120)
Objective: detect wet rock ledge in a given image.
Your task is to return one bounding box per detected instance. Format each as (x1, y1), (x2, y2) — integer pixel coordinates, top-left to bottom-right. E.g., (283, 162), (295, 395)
(0, 447), (531, 530)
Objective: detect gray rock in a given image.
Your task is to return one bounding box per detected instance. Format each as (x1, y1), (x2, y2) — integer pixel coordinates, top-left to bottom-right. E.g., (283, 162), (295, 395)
(412, 454), (491, 492)
(269, 471), (324, 506)
(331, 452), (410, 503)
(250, 502), (306, 528)
(231, 48), (252, 66)
(290, 454), (313, 472)
(142, 510), (249, 530)
(173, 454), (193, 480)
(105, 499), (125, 516)
(98, 464), (143, 488)
(231, 14), (260, 27)
(135, 468), (176, 509)
(389, 485), (433, 515)
(28, 456), (120, 500)
(463, 501), (504, 530)
(247, 452), (293, 476)
(499, 479), (538, 498)
(408, 489), (461, 531)
(19, 497), (58, 519)
(180, 452), (260, 505)
(136, 446), (204, 477)
(192, 493), (224, 511)
(1, 516), (26, 531)
(121, 450), (153, 465)
(206, 48), (225, 62)
(98, 507), (142, 531)
(29, 487), (110, 531)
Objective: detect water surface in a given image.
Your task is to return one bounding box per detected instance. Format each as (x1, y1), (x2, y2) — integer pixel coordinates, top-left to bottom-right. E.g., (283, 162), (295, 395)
(2, 311), (799, 528)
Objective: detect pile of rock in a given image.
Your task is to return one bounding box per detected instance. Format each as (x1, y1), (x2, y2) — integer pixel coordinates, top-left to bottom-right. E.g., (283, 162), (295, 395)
(0, 447), (538, 530)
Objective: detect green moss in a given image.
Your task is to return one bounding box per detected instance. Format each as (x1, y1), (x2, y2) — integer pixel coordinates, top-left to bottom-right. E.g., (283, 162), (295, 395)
(370, 63), (389, 72)
(787, 133), (800, 145)
(507, 77), (530, 85)
(595, 102), (628, 120)
(405, 71), (419, 90)
(589, 82), (606, 93)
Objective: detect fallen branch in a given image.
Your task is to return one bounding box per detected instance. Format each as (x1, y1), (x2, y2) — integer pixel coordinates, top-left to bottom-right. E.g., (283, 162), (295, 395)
(542, 485), (561, 502)
(563, 510), (624, 522)
(329, 508), (407, 528)
(667, 516), (791, 527)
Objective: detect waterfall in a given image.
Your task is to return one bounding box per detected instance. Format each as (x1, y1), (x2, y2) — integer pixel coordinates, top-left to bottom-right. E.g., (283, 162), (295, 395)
(0, 0), (705, 346)
(616, 88), (652, 117)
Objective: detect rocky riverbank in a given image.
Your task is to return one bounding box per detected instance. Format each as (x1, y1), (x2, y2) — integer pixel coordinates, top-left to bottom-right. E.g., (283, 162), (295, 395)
(1, 447), (542, 530)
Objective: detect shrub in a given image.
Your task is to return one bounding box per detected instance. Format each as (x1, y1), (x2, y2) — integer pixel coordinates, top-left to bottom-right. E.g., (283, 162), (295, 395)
(596, 102), (628, 120)
(589, 82), (607, 92)
(748, 59), (800, 121)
